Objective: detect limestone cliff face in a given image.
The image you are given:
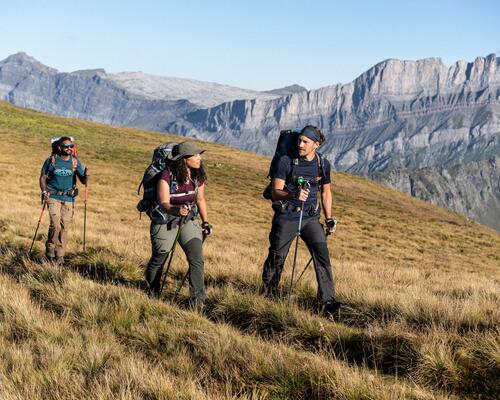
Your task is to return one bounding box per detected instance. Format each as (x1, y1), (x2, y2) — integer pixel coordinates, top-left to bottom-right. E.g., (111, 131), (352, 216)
(0, 52), (197, 130)
(1, 52), (499, 229)
(370, 157), (500, 231)
(168, 55), (500, 174)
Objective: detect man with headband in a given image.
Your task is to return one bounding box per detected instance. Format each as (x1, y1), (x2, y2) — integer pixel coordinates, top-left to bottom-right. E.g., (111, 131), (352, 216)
(262, 125), (340, 315)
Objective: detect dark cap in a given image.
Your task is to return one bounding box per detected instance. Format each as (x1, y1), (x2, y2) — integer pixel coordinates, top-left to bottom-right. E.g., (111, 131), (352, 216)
(167, 141), (205, 161)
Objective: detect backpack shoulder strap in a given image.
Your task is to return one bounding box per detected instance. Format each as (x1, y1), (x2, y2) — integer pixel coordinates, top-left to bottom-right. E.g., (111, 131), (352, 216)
(71, 156), (78, 188)
(46, 155), (56, 177)
(285, 157), (299, 187)
(165, 167), (178, 194)
(316, 153), (325, 195)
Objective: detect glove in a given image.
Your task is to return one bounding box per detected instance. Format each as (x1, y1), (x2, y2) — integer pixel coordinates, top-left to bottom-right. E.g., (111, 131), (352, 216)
(325, 218), (337, 235)
(201, 221), (213, 237)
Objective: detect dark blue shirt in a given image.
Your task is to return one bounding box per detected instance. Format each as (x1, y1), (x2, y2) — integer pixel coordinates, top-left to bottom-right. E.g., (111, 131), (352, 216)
(273, 153), (331, 219)
(41, 156), (85, 202)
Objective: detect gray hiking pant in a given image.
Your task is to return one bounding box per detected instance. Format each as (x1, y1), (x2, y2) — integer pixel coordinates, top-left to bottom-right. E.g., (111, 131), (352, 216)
(262, 214), (335, 302)
(145, 218), (205, 304)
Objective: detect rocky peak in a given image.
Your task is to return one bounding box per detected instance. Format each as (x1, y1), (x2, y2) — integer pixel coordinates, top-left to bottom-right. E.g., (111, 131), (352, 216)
(0, 52), (57, 74)
(263, 84), (308, 96)
(351, 54), (500, 99)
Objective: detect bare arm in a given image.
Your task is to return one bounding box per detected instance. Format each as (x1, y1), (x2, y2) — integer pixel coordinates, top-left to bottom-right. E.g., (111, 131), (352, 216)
(196, 184), (208, 222)
(39, 175), (48, 192)
(157, 179), (189, 216)
(321, 183), (332, 219)
(272, 178), (309, 202)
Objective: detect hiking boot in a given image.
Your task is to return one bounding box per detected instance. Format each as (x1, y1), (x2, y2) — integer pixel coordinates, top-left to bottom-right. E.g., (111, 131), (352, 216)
(46, 247), (56, 262)
(190, 301), (206, 314)
(322, 300), (342, 318)
(261, 284), (278, 299)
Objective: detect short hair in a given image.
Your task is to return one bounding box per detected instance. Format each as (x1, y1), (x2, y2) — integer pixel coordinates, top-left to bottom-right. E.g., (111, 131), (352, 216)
(58, 136), (73, 144)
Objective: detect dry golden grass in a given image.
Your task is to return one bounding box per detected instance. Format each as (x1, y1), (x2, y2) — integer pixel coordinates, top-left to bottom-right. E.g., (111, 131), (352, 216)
(0, 100), (499, 399)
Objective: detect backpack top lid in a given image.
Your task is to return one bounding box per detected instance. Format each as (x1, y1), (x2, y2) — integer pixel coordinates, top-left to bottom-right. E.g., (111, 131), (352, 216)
(152, 142), (178, 163)
(267, 130), (300, 178)
(138, 142), (179, 194)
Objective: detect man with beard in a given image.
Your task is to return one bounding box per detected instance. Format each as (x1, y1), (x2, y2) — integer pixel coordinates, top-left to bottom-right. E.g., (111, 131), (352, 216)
(39, 137), (89, 265)
(262, 125), (340, 315)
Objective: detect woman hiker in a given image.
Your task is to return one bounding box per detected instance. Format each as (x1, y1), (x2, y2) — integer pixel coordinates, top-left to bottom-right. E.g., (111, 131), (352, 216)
(145, 142), (212, 310)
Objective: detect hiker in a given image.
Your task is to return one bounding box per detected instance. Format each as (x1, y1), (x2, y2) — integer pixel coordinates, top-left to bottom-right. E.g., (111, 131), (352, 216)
(144, 142), (211, 308)
(262, 125), (340, 314)
(39, 137), (89, 265)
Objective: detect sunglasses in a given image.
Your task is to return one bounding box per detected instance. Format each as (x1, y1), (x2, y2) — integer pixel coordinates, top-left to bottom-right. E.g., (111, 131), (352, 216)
(61, 144), (74, 149)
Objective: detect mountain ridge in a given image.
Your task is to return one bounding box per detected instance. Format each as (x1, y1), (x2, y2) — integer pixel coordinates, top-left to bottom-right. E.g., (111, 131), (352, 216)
(0, 51), (498, 229)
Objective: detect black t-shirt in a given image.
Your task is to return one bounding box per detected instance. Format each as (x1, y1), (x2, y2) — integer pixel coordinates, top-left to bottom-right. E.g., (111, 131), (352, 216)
(273, 153), (331, 218)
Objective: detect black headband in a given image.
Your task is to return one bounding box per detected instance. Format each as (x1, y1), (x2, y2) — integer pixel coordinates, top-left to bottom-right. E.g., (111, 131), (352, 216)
(300, 127), (321, 142)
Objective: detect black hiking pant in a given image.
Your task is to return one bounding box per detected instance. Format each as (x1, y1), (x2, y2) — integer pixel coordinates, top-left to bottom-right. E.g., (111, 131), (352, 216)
(262, 214), (335, 302)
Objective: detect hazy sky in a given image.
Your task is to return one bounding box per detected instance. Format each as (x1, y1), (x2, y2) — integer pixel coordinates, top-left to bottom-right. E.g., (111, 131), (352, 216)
(1, 0), (499, 90)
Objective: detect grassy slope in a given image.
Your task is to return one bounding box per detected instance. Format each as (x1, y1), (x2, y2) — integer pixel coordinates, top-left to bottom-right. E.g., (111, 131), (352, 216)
(0, 100), (499, 399)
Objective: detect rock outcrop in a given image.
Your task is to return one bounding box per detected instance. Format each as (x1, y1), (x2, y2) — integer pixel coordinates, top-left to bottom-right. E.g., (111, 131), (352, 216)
(370, 157), (500, 230)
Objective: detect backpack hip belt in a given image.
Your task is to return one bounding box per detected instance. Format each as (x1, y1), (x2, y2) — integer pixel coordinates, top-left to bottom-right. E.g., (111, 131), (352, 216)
(48, 188), (79, 197)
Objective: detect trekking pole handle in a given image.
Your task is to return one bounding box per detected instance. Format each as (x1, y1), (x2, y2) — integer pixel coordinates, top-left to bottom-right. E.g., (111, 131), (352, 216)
(295, 177), (310, 206)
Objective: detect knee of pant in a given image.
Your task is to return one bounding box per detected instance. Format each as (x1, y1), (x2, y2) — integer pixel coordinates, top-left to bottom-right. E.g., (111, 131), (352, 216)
(49, 216), (61, 227)
(183, 238), (204, 265)
(149, 251), (169, 265)
(310, 242), (330, 262)
(268, 251), (285, 267)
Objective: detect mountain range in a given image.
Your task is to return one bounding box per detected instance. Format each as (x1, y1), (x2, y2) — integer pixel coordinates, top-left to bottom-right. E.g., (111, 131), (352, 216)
(0, 52), (498, 229)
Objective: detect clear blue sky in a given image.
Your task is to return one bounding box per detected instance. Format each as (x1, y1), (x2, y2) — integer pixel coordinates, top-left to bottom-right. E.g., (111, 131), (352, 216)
(1, 0), (499, 90)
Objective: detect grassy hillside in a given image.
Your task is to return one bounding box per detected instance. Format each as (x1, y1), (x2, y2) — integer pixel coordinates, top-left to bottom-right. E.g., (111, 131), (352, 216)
(0, 100), (499, 399)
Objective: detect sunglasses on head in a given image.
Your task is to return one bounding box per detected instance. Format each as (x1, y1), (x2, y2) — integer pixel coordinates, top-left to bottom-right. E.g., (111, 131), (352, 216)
(61, 144), (74, 149)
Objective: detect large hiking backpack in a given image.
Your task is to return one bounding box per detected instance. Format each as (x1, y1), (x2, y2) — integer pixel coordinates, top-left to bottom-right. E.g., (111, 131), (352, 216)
(262, 129), (325, 200)
(137, 142), (201, 224)
(137, 142), (178, 215)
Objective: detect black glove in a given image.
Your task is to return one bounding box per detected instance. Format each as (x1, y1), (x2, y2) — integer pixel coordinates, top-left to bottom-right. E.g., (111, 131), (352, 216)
(325, 218), (337, 235)
(201, 221), (213, 237)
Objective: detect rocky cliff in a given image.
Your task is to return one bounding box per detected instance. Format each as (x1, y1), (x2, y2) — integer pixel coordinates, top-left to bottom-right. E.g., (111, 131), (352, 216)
(1, 52), (498, 229)
(0, 53), (197, 131)
(370, 157), (500, 230)
(169, 55), (500, 174)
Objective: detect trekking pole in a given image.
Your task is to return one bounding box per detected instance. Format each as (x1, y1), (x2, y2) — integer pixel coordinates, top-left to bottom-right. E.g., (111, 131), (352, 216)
(29, 200), (47, 254)
(83, 182), (88, 252)
(295, 256), (314, 285)
(158, 216), (186, 297)
(288, 178), (310, 302)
